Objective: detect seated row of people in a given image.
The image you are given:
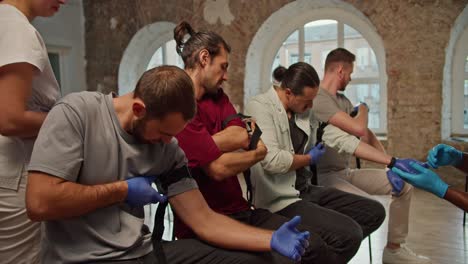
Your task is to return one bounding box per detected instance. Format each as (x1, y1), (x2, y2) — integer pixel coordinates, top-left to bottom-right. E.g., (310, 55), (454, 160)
(0, 4), (432, 262)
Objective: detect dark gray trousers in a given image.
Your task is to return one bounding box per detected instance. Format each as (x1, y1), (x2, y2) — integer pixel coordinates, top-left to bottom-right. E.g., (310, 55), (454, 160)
(100, 186), (385, 264)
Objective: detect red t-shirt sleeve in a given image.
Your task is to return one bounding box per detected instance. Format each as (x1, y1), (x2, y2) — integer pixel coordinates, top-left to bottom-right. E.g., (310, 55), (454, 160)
(176, 116), (222, 168)
(220, 93), (245, 129)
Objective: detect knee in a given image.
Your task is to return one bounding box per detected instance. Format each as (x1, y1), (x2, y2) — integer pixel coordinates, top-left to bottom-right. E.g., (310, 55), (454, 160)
(306, 228), (361, 263)
(330, 218), (363, 256)
(367, 199), (386, 231)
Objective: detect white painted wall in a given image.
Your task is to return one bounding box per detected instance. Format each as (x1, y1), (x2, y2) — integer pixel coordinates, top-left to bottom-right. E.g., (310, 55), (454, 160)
(118, 21), (177, 95)
(32, 0), (86, 96)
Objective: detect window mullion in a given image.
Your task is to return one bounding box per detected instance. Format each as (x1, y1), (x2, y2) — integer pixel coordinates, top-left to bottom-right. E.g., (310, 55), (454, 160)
(299, 27), (305, 62)
(162, 43), (167, 65)
(338, 21), (344, 47)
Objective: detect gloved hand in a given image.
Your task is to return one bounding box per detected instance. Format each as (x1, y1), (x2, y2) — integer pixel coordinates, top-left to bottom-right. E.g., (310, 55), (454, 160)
(308, 143), (326, 165)
(125, 175), (167, 207)
(390, 158), (429, 173)
(427, 144), (463, 169)
(352, 102), (369, 113)
(386, 169), (405, 196)
(271, 216), (310, 262)
(392, 162), (449, 198)
(386, 158), (428, 195)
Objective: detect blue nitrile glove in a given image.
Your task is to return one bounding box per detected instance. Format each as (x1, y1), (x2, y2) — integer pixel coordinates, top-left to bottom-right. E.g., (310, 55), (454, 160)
(392, 162), (449, 198)
(308, 143), (326, 165)
(386, 158), (429, 195)
(386, 169), (405, 196)
(271, 216), (310, 262)
(390, 158), (429, 173)
(427, 144), (463, 169)
(352, 102), (369, 113)
(125, 175), (167, 207)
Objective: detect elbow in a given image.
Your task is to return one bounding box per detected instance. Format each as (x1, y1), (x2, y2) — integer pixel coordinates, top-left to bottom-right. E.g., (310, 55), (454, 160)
(26, 188), (50, 222)
(261, 153), (290, 175)
(205, 163), (232, 181)
(263, 162), (286, 175)
(354, 126), (368, 138)
(0, 120), (19, 137)
(26, 198), (48, 222)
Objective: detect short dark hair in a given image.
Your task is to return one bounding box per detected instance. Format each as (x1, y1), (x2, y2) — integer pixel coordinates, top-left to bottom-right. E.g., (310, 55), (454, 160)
(133, 65), (196, 121)
(174, 21), (231, 69)
(324, 48), (356, 72)
(279, 62), (320, 95)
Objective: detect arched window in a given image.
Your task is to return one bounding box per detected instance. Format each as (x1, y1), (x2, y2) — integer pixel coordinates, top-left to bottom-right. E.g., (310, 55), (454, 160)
(147, 39), (184, 70)
(245, 0), (387, 134)
(272, 19), (381, 130)
(118, 21), (180, 95)
(449, 17), (468, 136)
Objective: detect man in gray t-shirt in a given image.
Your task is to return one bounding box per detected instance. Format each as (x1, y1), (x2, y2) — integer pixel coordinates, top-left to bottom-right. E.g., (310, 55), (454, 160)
(26, 66), (309, 264)
(312, 48), (431, 264)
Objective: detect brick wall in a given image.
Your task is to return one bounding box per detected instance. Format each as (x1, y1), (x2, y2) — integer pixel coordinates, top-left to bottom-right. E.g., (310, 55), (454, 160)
(83, 0), (467, 162)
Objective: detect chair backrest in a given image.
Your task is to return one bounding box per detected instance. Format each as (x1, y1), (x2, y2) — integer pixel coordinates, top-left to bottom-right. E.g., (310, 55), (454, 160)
(311, 121), (328, 185)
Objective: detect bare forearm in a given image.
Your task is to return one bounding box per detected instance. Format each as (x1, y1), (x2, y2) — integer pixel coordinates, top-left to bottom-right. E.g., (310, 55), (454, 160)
(212, 126), (248, 152)
(26, 172), (128, 221)
(0, 111), (47, 138)
(171, 189), (272, 252)
(455, 153), (468, 173)
(444, 188), (468, 211)
(197, 211), (272, 251)
(289, 154), (310, 171)
(206, 150), (262, 180)
(354, 141), (392, 165)
(365, 129), (385, 153)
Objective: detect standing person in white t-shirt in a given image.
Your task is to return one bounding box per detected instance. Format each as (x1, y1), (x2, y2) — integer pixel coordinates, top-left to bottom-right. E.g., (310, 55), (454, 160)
(0, 0), (65, 263)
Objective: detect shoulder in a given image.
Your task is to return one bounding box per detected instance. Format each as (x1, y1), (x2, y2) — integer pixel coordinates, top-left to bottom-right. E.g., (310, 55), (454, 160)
(0, 7), (47, 69)
(337, 93), (353, 106)
(247, 93), (268, 106)
(159, 138), (188, 166)
(59, 91), (106, 105)
(316, 88), (332, 100)
(0, 6), (42, 42)
(56, 91), (109, 115)
(313, 89), (333, 109)
(245, 91), (275, 116)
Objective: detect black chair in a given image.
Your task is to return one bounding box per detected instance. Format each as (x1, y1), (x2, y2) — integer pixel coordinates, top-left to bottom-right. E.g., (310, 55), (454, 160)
(464, 174), (467, 226)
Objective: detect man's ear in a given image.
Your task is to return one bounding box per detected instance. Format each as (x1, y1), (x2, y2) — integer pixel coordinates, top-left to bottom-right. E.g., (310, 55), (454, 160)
(337, 64), (345, 79)
(199, 49), (210, 68)
(132, 101), (146, 119)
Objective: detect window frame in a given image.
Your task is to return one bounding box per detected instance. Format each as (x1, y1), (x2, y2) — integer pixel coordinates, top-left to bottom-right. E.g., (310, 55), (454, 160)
(270, 20), (386, 134)
(244, 1), (388, 134)
(450, 27), (468, 136)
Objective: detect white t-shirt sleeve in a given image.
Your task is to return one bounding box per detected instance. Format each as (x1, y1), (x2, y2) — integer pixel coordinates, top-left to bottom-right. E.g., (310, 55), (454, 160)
(0, 21), (47, 72)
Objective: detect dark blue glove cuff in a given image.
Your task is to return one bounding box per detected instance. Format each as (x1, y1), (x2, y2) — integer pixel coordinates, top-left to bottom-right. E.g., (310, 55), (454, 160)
(387, 157), (397, 169)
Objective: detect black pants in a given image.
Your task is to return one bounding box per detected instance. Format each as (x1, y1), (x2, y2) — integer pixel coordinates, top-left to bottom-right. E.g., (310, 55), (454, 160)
(103, 186), (385, 264)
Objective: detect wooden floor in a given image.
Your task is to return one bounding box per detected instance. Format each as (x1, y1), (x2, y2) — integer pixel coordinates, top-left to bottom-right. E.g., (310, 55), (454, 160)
(349, 188), (468, 264)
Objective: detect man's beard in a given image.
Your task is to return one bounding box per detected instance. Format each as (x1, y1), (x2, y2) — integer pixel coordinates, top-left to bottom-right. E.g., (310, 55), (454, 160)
(206, 83), (219, 94)
(339, 79), (348, 91)
(130, 118), (151, 144)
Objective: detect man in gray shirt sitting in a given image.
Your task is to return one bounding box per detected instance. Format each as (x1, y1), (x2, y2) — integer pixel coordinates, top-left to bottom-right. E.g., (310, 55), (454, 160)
(312, 48), (430, 264)
(25, 65), (309, 264)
